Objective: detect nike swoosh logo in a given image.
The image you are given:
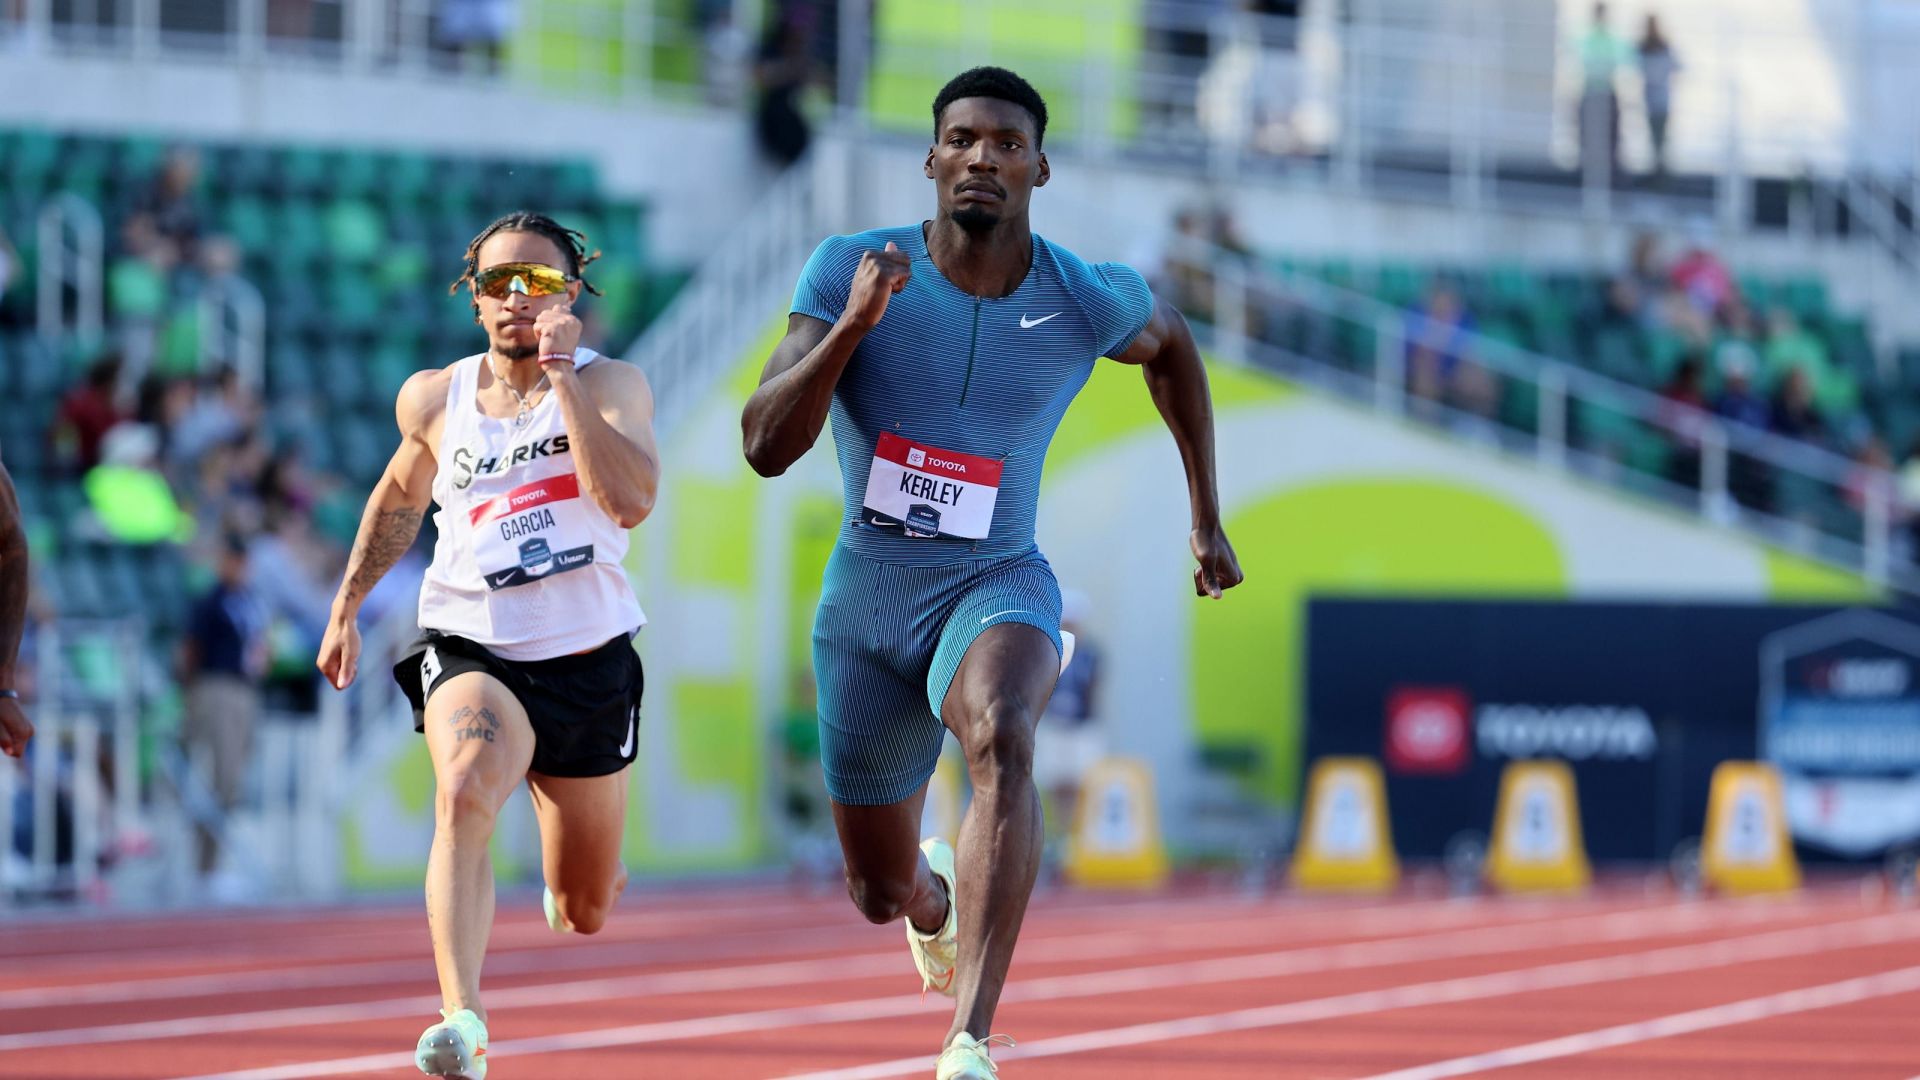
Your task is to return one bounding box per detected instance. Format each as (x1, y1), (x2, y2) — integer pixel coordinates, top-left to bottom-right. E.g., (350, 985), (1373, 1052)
(1019, 312), (1061, 329)
(980, 609), (1033, 624)
(618, 707), (637, 758)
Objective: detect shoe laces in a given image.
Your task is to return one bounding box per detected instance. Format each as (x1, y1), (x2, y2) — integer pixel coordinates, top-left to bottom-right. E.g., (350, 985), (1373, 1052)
(945, 1034), (1015, 1074)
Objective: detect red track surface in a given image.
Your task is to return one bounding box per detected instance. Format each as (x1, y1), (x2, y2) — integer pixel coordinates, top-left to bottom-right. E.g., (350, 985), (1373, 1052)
(2, 881), (1917, 1079)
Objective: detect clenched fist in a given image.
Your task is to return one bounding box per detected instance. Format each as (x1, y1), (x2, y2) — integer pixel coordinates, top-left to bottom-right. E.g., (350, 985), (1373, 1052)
(535, 302), (583, 364)
(843, 242), (913, 332)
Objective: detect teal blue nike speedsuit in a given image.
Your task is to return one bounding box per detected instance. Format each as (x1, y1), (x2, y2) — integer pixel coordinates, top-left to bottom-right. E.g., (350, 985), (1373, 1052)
(792, 224), (1154, 806)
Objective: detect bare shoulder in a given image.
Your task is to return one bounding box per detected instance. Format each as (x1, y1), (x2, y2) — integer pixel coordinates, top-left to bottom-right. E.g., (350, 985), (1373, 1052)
(580, 356), (655, 405)
(396, 364), (454, 437)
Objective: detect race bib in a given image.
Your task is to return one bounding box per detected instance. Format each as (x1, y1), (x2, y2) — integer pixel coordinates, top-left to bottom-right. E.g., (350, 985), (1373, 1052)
(862, 432), (1002, 539)
(469, 473), (596, 589)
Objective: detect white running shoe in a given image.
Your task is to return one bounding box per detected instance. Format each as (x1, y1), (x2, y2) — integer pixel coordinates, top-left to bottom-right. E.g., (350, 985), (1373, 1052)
(908, 837), (959, 997)
(936, 1033), (1015, 1079)
(543, 886), (570, 933)
(416, 1007), (488, 1079)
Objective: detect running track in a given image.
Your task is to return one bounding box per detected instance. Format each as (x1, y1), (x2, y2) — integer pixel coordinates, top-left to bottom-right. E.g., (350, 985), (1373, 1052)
(2, 881), (1917, 1078)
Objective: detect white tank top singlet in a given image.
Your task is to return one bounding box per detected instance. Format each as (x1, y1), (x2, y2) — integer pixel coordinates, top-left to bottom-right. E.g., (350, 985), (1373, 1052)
(417, 348), (646, 660)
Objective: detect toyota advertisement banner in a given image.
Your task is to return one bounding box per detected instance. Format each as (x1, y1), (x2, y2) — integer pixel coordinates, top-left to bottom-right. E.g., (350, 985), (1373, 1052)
(1305, 599), (1920, 862)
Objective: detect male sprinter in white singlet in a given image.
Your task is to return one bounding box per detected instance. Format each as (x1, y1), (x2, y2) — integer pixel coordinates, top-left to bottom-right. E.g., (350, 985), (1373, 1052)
(318, 212), (658, 1080)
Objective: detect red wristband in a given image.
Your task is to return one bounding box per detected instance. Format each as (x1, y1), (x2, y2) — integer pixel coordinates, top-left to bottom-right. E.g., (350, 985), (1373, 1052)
(539, 352), (575, 366)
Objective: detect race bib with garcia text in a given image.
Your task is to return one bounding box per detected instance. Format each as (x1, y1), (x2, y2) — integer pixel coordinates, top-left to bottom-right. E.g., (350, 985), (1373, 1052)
(862, 432), (1003, 539)
(469, 473), (596, 589)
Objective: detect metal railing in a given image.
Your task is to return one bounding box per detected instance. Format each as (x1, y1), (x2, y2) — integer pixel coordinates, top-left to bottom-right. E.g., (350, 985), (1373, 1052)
(11, 2), (1916, 189)
(1195, 246), (1906, 591)
(625, 153), (829, 440)
(36, 193), (104, 345)
(197, 273), (267, 393)
(0, 618), (145, 902)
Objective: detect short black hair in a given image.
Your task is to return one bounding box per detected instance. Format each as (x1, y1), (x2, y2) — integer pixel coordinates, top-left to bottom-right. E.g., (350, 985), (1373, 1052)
(450, 211), (602, 319)
(932, 67), (1048, 148)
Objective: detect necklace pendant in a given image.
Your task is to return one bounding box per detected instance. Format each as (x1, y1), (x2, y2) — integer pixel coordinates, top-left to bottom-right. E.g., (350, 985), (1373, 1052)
(514, 406), (531, 428)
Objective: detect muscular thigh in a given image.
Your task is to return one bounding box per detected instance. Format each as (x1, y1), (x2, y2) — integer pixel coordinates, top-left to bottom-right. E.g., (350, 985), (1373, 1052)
(527, 768), (627, 893)
(930, 552), (1063, 722)
(812, 546), (950, 808)
(423, 671), (536, 805)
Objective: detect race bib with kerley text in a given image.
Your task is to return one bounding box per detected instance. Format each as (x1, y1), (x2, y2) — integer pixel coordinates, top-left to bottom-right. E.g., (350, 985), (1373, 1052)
(862, 432), (1003, 540)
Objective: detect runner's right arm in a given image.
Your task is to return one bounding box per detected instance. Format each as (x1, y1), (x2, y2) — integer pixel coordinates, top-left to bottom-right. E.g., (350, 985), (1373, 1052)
(0, 453), (31, 757)
(317, 370), (444, 690)
(741, 241), (911, 477)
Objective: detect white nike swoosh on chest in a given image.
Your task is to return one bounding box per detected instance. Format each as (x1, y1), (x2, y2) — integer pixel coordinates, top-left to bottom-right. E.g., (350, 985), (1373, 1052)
(1019, 313), (1061, 329)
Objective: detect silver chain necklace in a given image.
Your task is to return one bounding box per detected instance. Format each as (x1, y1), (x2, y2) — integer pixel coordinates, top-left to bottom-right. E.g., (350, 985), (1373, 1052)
(492, 361), (549, 428)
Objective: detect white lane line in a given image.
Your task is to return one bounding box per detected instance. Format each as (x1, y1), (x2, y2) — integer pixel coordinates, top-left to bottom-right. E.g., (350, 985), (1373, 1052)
(774, 910), (1920, 1080)
(0, 893), (1491, 1011)
(0, 897), (866, 974)
(1356, 963), (1920, 1079)
(158, 900), (1843, 1080)
(3, 896), (1517, 1048)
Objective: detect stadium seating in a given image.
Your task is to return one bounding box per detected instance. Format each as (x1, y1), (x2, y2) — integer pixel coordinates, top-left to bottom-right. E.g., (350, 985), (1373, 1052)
(0, 127), (683, 638)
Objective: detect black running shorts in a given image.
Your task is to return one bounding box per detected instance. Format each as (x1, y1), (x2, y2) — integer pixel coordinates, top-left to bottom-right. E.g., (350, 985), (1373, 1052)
(393, 629), (644, 778)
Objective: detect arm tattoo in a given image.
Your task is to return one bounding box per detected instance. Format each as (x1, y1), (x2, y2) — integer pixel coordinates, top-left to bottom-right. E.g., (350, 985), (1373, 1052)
(342, 507), (424, 605)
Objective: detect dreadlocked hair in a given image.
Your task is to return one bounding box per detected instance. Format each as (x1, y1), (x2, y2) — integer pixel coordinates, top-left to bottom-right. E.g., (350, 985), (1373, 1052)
(450, 211), (603, 319)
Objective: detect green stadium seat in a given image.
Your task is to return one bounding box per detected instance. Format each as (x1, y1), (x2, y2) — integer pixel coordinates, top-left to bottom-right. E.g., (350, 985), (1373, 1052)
(1372, 263), (1425, 309)
(108, 257), (170, 321)
(3, 131), (61, 193)
(275, 199), (329, 262)
(376, 244), (432, 292)
(324, 199), (385, 262)
(222, 195), (276, 253)
(276, 145), (338, 199)
(155, 311), (201, 378)
(553, 160), (599, 209)
(1781, 277), (1830, 322)
(208, 144), (277, 197)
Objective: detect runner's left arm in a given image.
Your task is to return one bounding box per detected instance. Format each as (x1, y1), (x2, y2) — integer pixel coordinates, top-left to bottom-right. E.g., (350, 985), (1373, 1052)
(1110, 294), (1245, 599)
(537, 305), (659, 529)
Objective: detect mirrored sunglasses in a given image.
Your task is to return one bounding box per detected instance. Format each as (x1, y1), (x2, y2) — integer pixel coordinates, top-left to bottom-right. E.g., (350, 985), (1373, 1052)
(474, 262), (572, 300)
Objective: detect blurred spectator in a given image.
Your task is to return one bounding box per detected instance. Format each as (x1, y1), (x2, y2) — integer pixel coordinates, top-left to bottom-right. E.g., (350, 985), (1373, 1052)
(1597, 274), (1645, 332)
(1770, 367), (1826, 447)
(1636, 14), (1681, 176)
(698, 0), (753, 106)
(1659, 352), (1708, 487)
(434, 0), (514, 75)
(170, 367), (259, 473)
(179, 536), (266, 879)
(1197, 1), (1303, 156)
(1668, 226), (1735, 319)
(1405, 280), (1494, 421)
(81, 424), (192, 545)
(1033, 589), (1103, 842)
(754, 8), (819, 167)
(1159, 204), (1262, 336)
(133, 147), (205, 266)
(1844, 435), (1893, 516)
(108, 214), (177, 376)
(1713, 345), (1768, 430)
(1576, 2), (1627, 182)
(0, 222), (16, 313)
(1763, 307), (1854, 419)
(52, 354), (128, 475)
(1714, 346), (1772, 510)
(1626, 230), (1666, 300)
(1899, 437), (1920, 558)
